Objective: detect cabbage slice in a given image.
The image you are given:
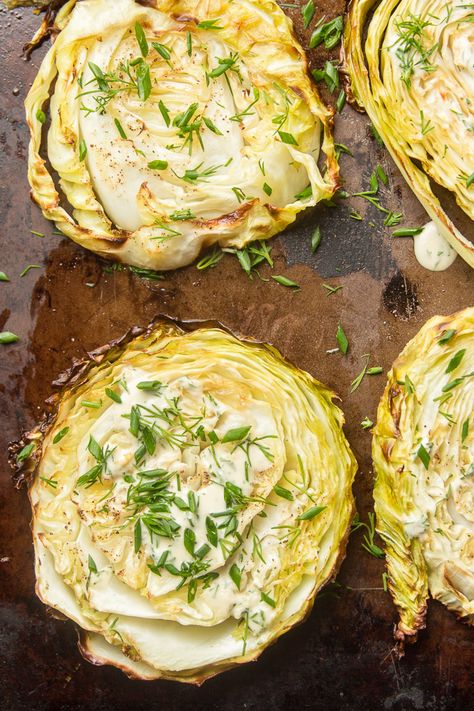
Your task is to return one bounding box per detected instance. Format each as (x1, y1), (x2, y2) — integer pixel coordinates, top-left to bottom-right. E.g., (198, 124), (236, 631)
(25, 0), (338, 270)
(17, 321), (357, 681)
(344, 0), (474, 267)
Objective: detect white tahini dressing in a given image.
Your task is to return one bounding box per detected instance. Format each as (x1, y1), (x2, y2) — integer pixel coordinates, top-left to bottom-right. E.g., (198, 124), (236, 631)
(413, 221), (457, 271)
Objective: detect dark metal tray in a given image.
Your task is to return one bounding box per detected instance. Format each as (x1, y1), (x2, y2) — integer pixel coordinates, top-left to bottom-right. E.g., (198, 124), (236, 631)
(0, 3), (473, 710)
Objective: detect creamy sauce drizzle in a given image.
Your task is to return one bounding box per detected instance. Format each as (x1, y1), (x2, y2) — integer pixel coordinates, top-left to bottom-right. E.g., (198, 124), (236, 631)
(413, 221), (457, 272)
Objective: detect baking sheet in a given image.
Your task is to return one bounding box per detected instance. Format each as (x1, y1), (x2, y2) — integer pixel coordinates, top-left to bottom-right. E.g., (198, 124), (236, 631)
(0, 2), (473, 709)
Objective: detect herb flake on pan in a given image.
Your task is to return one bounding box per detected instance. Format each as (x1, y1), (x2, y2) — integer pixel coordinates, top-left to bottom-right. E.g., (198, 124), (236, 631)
(196, 246), (224, 271)
(336, 324), (349, 354)
(302, 0), (315, 29)
(309, 16), (343, 50)
(0, 331), (19, 344)
(17, 442), (35, 463)
(323, 284), (343, 296)
(271, 275), (300, 289)
(351, 513), (384, 558)
(350, 355), (383, 392)
(311, 61), (339, 92)
(311, 226), (322, 253)
(20, 264), (41, 277)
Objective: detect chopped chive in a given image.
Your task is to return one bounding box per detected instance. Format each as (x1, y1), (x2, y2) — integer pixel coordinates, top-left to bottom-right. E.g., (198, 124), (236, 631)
(274, 485), (294, 501)
(261, 591), (276, 608)
(309, 16), (343, 50)
(438, 329), (456, 345)
(81, 400), (102, 409)
(53, 427), (70, 444)
(20, 264), (41, 277)
(136, 380), (162, 391)
(311, 226), (321, 253)
(263, 182), (272, 196)
(206, 516), (219, 547)
(302, 0), (315, 29)
(79, 139), (87, 162)
(403, 374), (415, 394)
(39, 476), (57, 489)
(196, 19), (223, 30)
(196, 246), (223, 270)
(370, 123), (384, 145)
(17, 442), (35, 463)
(335, 143), (353, 157)
(445, 349), (465, 374)
(105, 387), (122, 403)
(183, 528), (196, 557)
(88, 555), (98, 574)
(229, 563), (241, 590)
(152, 41), (171, 62)
(0, 272), (9, 282)
(0, 331), (19, 344)
(392, 227), (423, 237)
(186, 31), (192, 56)
(271, 275), (300, 289)
(147, 159), (168, 170)
(170, 209), (196, 221)
(158, 100), (170, 126)
(417, 443), (430, 469)
(384, 211), (403, 227)
(114, 118), (127, 139)
(136, 62), (152, 101)
(297, 505), (326, 521)
(442, 377), (465, 392)
(36, 109), (46, 124)
(322, 284), (343, 295)
(350, 356), (370, 392)
(221, 426), (251, 443)
(336, 90), (346, 113)
(461, 418), (469, 443)
(203, 117), (222, 135)
(336, 324), (349, 355)
(278, 130), (298, 146)
(134, 519), (142, 553)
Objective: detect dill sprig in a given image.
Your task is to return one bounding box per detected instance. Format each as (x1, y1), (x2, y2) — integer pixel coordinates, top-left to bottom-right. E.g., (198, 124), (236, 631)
(393, 13), (439, 88)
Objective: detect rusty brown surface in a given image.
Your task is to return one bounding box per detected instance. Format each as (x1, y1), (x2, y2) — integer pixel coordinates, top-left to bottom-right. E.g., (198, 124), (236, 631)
(0, 2), (473, 710)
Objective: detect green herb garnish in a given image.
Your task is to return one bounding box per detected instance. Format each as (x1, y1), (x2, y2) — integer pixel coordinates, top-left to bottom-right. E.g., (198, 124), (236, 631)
(271, 275), (299, 289)
(0, 331), (19, 344)
(53, 427), (70, 444)
(336, 324), (349, 355)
